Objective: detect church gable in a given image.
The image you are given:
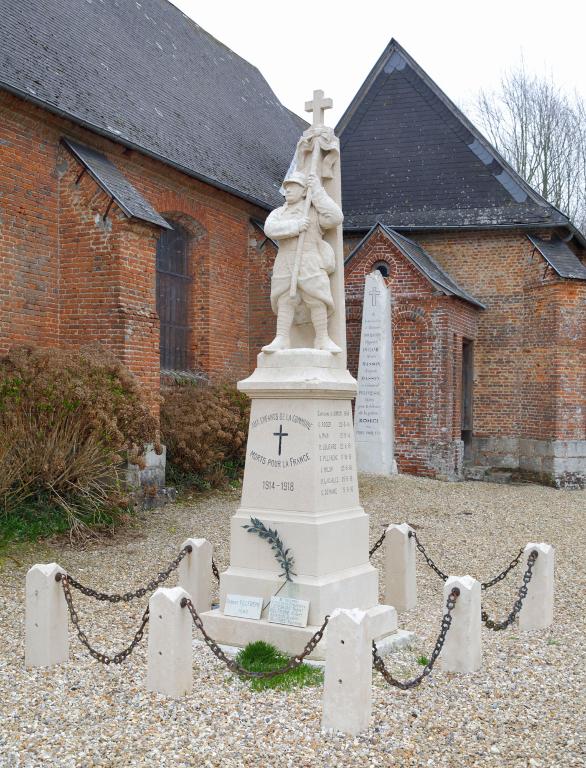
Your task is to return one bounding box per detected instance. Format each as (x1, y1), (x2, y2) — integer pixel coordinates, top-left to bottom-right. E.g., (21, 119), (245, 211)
(345, 224), (484, 308)
(337, 40), (570, 231)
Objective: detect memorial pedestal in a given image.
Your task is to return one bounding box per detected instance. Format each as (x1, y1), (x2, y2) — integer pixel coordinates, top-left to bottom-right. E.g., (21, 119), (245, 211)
(200, 349), (399, 658)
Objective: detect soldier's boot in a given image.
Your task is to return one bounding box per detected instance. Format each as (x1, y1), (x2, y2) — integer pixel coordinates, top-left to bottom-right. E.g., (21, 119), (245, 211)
(262, 297), (295, 353)
(310, 303), (342, 354)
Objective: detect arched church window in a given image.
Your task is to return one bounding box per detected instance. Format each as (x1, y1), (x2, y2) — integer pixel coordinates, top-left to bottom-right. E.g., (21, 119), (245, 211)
(372, 261), (390, 278)
(156, 223), (192, 371)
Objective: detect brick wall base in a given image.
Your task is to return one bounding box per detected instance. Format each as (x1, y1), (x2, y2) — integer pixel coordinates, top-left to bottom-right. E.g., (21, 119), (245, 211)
(468, 436), (586, 488)
(519, 439), (586, 490)
(468, 437), (520, 470)
(399, 438), (465, 482)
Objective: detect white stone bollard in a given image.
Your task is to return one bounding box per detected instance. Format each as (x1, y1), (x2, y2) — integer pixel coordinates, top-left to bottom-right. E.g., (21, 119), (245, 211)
(25, 563), (69, 668)
(177, 538), (213, 613)
(383, 523), (417, 611)
(147, 587), (193, 697)
(322, 608), (372, 736)
(440, 575), (482, 674)
(519, 543), (554, 631)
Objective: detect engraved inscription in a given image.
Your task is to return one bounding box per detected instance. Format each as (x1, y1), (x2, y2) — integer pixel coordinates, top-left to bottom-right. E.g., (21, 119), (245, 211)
(241, 401), (358, 511)
(317, 406), (356, 498)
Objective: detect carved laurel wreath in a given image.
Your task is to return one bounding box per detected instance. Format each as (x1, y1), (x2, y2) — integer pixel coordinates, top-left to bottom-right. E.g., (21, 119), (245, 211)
(242, 517), (296, 582)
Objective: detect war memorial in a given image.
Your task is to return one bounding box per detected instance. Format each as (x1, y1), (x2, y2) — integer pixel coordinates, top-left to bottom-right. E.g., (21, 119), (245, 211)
(23, 92), (555, 742)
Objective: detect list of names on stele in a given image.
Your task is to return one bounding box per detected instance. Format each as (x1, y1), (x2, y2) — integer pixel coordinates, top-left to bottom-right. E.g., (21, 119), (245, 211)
(242, 402), (357, 510)
(355, 278), (385, 442)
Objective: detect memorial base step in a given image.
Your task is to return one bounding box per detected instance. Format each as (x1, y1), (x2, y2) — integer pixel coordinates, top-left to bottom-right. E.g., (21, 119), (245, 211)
(200, 604), (399, 661)
(193, 628), (415, 665)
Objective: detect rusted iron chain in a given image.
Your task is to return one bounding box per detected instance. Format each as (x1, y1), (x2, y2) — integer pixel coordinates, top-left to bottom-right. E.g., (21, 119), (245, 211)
(181, 596), (328, 678)
(409, 530), (449, 582)
(410, 531), (524, 591)
(56, 573), (149, 664)
(66, 544), (192, 603)
(211, 558), (220, 583)
(369, 529), (387, 558)
(372, 587), (460, 689)
(481, 548), (524, 591)
(482, 550), (538, 630)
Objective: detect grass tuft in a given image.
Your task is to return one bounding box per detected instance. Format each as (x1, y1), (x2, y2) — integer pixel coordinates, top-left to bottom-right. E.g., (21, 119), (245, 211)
(235, 640), (323, 692)
(416, 655), (430, 666)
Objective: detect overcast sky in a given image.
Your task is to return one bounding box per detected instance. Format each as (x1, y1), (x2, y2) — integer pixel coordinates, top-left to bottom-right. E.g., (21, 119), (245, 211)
(170, 0), (586, 126)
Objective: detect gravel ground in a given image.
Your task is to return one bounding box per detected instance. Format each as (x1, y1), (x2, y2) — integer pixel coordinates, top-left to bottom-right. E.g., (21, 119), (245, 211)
(1, 475), (585, 768)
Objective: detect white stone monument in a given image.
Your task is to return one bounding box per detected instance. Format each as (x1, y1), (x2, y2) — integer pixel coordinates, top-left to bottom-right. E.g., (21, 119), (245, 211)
(354, 270), (397, 475)
(201, 91), (398, 657)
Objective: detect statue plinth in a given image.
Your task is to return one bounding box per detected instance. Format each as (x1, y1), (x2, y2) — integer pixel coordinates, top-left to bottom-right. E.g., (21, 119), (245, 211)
(200, 351), (397, 658)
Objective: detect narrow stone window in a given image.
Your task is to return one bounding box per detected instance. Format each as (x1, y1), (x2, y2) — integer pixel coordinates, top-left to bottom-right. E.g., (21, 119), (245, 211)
(156, 223), (192, 371)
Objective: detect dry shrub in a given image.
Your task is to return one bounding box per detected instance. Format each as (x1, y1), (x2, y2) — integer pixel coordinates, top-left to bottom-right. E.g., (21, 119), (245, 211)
(0, 346), (157, 536)
(161, 380), (249, 487)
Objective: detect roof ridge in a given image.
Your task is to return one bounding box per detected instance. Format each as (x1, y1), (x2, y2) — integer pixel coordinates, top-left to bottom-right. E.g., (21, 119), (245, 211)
(345, 222), (484, 308)
(379, 225), (485, 308)
(388, 228), (464, 288)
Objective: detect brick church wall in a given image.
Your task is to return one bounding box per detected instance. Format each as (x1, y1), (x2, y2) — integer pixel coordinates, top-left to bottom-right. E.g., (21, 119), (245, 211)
(412, 229), (586, 487)
(0, 91), (270, 418)
(0, 92), (60, 351)
(248, 224), (278, 370)
(56, 149), (161, 415)
(2, 89), (584, 486)
(345, 229), (479, 479)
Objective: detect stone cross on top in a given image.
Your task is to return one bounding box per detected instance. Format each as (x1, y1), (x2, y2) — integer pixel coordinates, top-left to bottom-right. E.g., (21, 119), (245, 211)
(305, 89), (333, 127)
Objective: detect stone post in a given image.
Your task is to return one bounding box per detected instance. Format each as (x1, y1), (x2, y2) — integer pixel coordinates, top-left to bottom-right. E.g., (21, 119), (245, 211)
(383, 523), (417, 611)
(25, 563), (69, 668)
(440, 575), (481, 673)
(147, 587), (192, 697)
(322, 608), (372, 736)
(519, 543), (554, 631)
(177, 538), (213, 613)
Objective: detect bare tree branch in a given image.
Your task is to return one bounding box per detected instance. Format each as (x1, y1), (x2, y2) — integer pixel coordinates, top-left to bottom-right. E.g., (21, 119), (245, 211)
(474, 65), (586, 234)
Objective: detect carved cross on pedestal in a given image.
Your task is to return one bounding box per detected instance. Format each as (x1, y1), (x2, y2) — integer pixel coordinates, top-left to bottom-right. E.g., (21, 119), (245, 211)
(273, 424), (289, 456)
(305, 89), (333, 127)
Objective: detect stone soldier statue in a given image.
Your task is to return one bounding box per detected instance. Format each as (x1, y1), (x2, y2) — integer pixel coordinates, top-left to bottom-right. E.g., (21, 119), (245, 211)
(262, 164), (344, 354)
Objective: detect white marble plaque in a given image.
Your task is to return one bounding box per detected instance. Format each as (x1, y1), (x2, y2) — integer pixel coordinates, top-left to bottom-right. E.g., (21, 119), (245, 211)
(355, 270), (397, 475)
(268, 596), (310, 627)
(224, 594), (264, 620)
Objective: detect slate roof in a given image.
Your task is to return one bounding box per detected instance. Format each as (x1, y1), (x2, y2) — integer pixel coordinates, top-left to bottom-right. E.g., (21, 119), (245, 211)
(62, 139), (171, 229)
(1, 0), (303, 210)
(527, 235), (586, 280)
(346, 223), (485, 308)
(337, 40), (574, 233)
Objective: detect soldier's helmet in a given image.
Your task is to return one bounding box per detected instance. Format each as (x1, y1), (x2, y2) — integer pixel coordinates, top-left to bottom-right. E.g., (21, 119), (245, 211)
(282, 171), (307, 189)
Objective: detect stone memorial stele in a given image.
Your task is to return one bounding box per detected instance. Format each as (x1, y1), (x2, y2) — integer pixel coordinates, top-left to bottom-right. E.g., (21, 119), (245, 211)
(200, 91), (399, 657)
(354, 270), (397, 475)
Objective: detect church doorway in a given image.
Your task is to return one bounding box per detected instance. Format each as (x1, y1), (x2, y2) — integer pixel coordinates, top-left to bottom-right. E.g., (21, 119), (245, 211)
(156, 222), (192, 371)
(461, 338), (474, 458)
